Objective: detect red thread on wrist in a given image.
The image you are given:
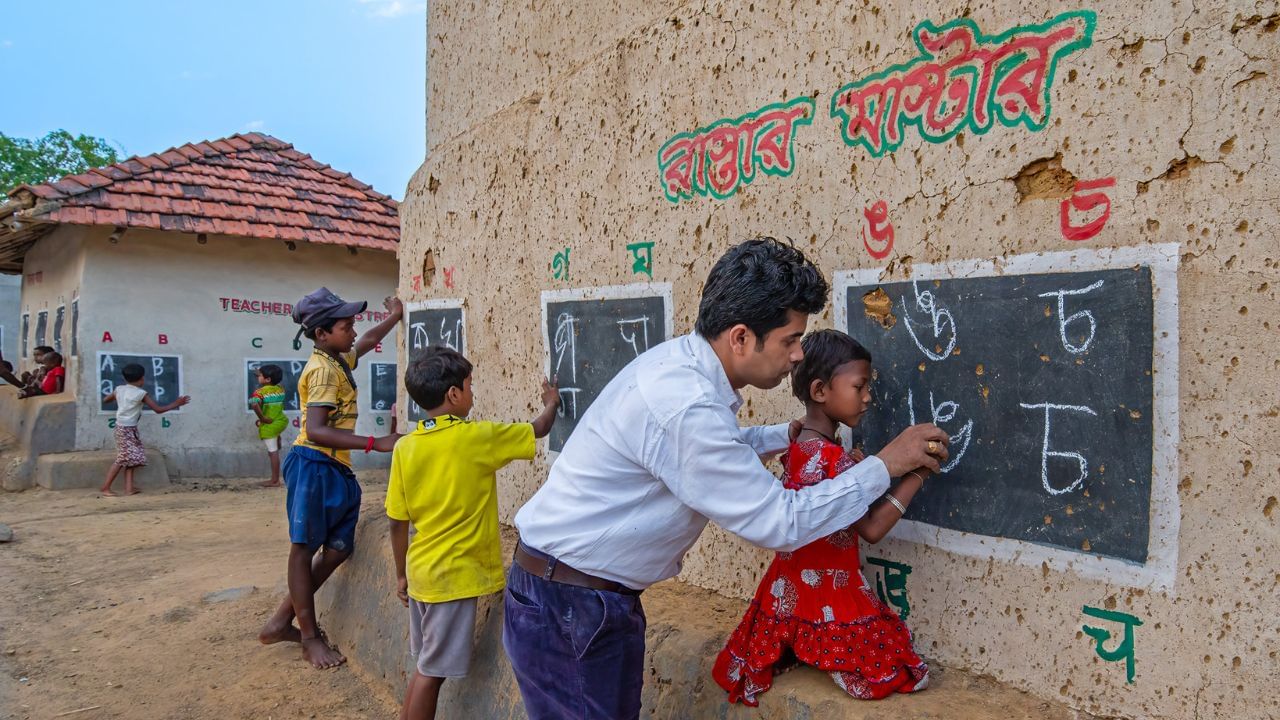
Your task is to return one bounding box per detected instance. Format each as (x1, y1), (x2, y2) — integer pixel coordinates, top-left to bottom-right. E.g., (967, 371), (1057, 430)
(365, 435), (376, 453)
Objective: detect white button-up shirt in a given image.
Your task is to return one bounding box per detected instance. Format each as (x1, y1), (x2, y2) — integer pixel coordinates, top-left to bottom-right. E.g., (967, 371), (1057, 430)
(515, 332), (891, 590)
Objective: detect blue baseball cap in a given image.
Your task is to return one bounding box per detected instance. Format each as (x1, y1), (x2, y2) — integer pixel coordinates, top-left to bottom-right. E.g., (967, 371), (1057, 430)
(292, 287), (367, 332)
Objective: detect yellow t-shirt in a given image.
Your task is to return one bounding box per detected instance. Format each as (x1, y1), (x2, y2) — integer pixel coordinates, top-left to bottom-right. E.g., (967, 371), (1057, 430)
(295, 349), (360, 467)
(385, 415), (536, 603)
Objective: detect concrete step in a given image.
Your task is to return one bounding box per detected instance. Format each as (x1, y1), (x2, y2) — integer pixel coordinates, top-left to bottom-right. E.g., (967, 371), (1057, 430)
(318, 492), (1097, 720)
(34, 450), (170, 491)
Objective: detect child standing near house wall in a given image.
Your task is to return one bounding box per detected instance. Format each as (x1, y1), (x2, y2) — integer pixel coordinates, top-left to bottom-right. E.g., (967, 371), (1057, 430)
(100, 363), (191, 497)
(250, 363), (289, 488)
(386, 346), (559, 720)
(256, 288), (403, 670)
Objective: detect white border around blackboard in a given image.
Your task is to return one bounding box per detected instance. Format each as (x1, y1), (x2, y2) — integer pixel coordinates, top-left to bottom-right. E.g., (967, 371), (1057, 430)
(96, 351), (186, 415)
(833, 243), (1180, 594)
(402, 298), (467, 427)
(540, 282), (676, 465)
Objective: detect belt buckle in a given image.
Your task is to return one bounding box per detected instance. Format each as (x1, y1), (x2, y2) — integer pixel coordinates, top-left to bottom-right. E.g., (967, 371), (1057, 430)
(541, 554), (558, 582)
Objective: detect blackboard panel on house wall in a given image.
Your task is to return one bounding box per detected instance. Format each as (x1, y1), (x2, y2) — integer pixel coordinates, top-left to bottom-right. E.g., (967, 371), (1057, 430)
(244, 358), (310, 414)
(543, 290), (671, 454)
(71, 299), (79, 356)
(405, 303), (465, 422)
(843, 267), (1154, 564)
(20, 314), (28, 357)
(99, 352), (184, 413)
(35, 311), (47, 348)
(369, 362), (397, 410)
(53, 306), (65, 354)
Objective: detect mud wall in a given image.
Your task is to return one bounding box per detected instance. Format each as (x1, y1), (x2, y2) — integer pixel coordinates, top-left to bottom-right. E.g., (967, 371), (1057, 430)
(401, 3), (1279, 718)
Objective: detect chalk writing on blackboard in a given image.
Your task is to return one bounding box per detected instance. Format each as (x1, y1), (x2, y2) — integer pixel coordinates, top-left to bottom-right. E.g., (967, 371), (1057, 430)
(542, 284), (674, 456)
(99, 352), (184, 413)
(833, 244), (1181, 591)
(404, 301), (465, 423)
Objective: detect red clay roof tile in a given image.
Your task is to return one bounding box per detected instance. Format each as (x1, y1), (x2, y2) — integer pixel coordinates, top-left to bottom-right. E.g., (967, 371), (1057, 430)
(6, 133), (397, 252)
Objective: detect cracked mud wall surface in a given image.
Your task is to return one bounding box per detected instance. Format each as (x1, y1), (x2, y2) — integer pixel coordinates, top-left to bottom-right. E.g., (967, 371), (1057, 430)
(404, 2), (1279, 718)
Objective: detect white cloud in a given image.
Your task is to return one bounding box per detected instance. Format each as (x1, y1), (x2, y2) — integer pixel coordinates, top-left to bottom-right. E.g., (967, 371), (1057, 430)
(357, 0), (425, 18)
(245, 120), (266, 130)
(2, 40), (12, 48)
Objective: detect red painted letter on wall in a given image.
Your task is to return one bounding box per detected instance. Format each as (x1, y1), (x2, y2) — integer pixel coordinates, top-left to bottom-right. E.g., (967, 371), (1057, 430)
(158, 334), (168, 345)
(102, 331), (113, 343)
(1060, 178), (1116, 241)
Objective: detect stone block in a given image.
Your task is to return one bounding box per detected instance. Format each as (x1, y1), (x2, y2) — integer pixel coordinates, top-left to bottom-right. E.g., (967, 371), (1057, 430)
(34, 450), (170, 491)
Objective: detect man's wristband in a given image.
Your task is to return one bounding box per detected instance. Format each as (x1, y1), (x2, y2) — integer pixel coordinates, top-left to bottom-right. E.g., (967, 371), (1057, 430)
(365, 435), (376, 453)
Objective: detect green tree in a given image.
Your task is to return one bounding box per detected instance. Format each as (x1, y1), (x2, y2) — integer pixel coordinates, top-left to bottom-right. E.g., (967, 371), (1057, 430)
(0, 130), (121, 193)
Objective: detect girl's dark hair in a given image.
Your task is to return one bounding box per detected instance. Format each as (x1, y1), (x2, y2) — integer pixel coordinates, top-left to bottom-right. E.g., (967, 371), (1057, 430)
(33, 345), (54, 355)
(258, 364), (284, 385)
(405, 346), (473, 410)
(45, 352), (63, 366)
(122, 363), (146, 382)
(791, 330), (872, 403)
(695, 237), (828, 345)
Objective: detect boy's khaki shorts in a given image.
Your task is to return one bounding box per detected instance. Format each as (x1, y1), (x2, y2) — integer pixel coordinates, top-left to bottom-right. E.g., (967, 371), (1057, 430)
(409, 596), (477, 678)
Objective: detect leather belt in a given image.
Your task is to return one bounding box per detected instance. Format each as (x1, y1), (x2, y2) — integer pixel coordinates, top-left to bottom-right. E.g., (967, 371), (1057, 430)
(514, 541), (641, 596)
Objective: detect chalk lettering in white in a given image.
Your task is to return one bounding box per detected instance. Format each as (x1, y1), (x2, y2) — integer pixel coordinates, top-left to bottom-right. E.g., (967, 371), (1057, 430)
(553, 313), (583, 419)
(1019, 401), (1099, 495)
(900, 280), (957, 361)
(410, 322), (428, 350)
(1038, 280), (1104, 354)
(617, 317), (651, 358)
(907, 388), (973, 473)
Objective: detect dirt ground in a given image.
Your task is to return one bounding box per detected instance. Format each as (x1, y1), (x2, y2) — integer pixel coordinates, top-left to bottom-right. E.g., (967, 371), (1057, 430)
(0, 476), (399, 720)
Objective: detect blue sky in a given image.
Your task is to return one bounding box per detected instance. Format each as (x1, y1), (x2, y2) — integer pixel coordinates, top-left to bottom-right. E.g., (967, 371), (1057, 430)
(0, 0), (425, 199)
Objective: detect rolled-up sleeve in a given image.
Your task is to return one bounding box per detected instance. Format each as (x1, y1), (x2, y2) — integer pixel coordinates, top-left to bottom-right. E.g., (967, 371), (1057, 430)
(740, 422), (789, 456)
(649, 403), (891, 552)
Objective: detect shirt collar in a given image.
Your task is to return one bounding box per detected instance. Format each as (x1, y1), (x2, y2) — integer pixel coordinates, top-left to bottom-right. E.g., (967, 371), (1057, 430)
(687, 333), (744, 413)
(414, 414), (466, 434)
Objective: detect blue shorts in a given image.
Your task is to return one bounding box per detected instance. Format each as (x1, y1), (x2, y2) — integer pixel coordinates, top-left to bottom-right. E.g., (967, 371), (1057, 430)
(283, 446), (361, 554)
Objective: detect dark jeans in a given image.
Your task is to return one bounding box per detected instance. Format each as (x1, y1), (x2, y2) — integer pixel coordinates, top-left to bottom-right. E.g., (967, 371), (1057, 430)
(502, 558), (646, 719)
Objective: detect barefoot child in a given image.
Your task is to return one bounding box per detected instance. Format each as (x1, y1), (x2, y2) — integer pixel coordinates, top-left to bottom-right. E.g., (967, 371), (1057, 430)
(249, 364), (288, 487)
(386, 346), (559, 719)
(713, 329), (935, 704)
(100, 363), (191, 496)
(258, 288), (403, 670)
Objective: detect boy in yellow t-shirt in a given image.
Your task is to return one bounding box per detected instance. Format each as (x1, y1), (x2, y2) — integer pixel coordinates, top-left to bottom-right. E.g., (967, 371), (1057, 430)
(386, 346), (559, 719)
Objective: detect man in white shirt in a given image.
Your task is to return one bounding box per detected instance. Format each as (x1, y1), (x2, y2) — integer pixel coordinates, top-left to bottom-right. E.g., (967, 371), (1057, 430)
(504, 238), (948, 719)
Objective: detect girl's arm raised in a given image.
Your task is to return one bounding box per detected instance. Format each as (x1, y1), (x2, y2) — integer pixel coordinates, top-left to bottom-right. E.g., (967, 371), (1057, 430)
(852, 467), (930, 544)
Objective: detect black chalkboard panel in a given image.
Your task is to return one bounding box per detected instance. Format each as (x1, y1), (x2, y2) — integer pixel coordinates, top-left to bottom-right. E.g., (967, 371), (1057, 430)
(544, 294), (669, 453)
(843, 267), (1154, 563)
(99, 352), (184, 413)
(405, 305), (465, 422)
(244, 358), (309, 414)
(35, 311), (47, 348)
(369, 362), (397, 410)
(53, 306), (65, 354)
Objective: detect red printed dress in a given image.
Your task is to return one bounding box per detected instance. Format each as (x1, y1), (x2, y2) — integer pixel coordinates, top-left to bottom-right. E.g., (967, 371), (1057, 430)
(712, 438), (929, 705)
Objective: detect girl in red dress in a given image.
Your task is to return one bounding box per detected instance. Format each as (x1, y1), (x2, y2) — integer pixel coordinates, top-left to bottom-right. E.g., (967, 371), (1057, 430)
(713, 329), (934, 705)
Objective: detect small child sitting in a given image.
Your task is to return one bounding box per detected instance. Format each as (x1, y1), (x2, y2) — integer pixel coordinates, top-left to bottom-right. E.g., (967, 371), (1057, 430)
(18, 345), (53, 398)
(713, 329), (933, 704)
(386, 346), (559, 719)
(249, 364), (289, 488)
(100, 363), (191, 496)
(38, 351), (65, 395)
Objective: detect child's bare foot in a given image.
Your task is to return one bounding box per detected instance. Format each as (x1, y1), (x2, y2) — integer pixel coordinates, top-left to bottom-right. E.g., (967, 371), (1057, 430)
(302, 637), (345, 669)
(258, 616), (302, 645)
(100, 489), (118, 497)
(259, 480), (283, 488)
(126, 487), (141, 495)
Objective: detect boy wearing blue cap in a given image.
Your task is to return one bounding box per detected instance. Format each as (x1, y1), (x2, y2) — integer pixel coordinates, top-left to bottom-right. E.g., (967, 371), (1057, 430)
(258, 287), (403, 670)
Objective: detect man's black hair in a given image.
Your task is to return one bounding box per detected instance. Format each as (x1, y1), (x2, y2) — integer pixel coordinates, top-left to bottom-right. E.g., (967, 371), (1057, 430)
(1, 361), (12, 373)
(258, 364), (284, 385)
(33, 345), (53, 355)
(694, 237), (829, 346)
(122, 363), (146, 383)
(405, 346), (473, 411)
(791, 329), (872, 403)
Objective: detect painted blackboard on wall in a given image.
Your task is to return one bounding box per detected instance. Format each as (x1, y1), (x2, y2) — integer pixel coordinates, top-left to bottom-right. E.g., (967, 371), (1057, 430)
(35, 310), (47, 348)
(369, 362), (397, 410)
(99, 352), (184, 413)
(841, 265), (1158, 564)
(244, 358), (309, 414)
(542, 284), (673, 455)
(53, 305), (65, 354)
(405, 301), (465, 422)
(20, 313), (28, 357)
